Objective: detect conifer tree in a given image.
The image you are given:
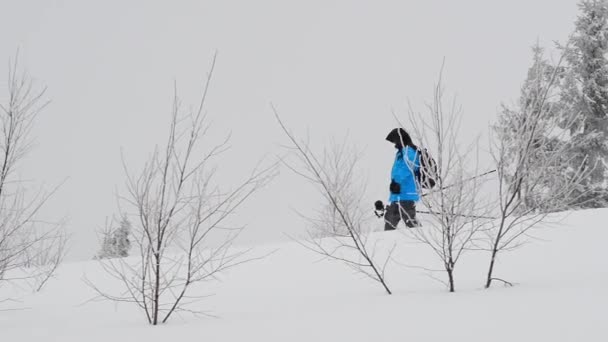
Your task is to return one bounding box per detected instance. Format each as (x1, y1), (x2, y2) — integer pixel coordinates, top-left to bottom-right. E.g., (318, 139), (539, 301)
(95, 217), (131, 259)
(561, 0), (608, 207)
(495, 44), (565, 211)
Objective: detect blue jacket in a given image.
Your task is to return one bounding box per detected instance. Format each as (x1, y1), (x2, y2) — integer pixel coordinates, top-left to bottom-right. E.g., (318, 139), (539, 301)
(389, 146), (420, 202)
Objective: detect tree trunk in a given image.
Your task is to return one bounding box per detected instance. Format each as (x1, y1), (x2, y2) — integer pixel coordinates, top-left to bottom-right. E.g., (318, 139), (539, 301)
(447, 267), (455, 293)
(485, 249), (498, 289)
(153, 253), (161, 325)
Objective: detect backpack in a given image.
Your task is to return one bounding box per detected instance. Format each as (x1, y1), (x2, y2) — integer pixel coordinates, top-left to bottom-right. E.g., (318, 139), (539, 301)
(415, 148), (438, 189)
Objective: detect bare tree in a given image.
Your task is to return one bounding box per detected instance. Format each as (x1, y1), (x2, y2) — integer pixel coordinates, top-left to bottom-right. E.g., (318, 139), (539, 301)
(395, 71), (494, 293)
(88, 54), (276, 324)
(21, 223), (68, 292)
(485, 52), (590, 288)
(0, 54), (66, 295)
(273, 106), (393, 295)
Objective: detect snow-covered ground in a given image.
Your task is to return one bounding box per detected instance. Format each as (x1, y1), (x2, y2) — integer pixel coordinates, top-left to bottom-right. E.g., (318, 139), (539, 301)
(1, 209), (607, 341)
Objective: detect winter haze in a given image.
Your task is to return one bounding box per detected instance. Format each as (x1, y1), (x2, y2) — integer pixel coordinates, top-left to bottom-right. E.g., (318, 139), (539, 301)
(3, 1), (608, 342)
(0, 0), (579, 261)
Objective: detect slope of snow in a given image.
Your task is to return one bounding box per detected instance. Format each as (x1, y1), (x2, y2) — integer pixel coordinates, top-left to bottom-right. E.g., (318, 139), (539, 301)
(1, 209), (607, 341)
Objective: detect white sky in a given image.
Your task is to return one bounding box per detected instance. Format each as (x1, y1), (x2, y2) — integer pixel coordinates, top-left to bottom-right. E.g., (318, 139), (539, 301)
(0, 0), (580, 260)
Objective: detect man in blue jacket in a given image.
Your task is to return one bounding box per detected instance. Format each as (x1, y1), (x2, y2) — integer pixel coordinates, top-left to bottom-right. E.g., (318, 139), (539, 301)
(384, 128), (420, 230)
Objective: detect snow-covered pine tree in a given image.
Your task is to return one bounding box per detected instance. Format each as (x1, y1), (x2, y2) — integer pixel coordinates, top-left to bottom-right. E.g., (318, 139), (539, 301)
(560, 0), (608, 207)
(494, 44), (566, 212)
(113, 216), (131, 257)
(95, 216), (131, 259)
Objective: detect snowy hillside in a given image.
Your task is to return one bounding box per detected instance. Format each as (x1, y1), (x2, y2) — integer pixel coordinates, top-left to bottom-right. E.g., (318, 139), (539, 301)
(1, 209), (606, 341)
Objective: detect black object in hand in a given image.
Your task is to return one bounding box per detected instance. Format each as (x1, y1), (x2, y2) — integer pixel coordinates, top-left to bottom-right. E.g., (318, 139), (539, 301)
(374, 200), (386, 218)
(374, 200), (385, 211)
(390, 180), (401, 194)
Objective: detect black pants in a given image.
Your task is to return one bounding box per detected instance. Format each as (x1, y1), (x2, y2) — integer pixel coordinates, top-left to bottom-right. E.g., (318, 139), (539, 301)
(384, 200), (418, 230)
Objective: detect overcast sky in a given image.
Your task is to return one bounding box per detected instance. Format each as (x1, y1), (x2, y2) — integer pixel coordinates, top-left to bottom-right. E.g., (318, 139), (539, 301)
(0, 0), (580, 260)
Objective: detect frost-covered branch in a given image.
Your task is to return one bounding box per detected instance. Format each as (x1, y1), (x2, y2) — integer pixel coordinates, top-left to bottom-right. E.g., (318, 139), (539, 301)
(485, 46), (590, 288)
(395, 69), (493, 292)
(273, 106), (393, 295)
(0, 53), (66, 297)
(89, 53), (276, 324)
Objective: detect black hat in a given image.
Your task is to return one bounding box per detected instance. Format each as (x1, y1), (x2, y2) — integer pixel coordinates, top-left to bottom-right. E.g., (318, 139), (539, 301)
(386, 128), (413, 147)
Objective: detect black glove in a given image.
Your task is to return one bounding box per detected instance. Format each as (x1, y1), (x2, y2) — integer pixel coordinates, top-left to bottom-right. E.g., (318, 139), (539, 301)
(374, 200), (385, 218)
(374, 200), (385, 211)
(390, 180), (401, 194)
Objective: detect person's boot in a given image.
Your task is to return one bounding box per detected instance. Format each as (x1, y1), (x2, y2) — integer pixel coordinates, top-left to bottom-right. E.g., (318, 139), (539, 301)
(405, 218), (421, 228)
